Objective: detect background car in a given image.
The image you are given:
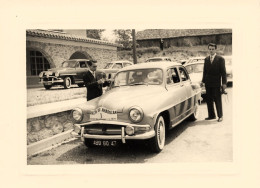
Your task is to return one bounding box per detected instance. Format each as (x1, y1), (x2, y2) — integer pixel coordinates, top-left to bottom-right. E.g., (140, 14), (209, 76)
(223, 56), (233, 86)
(184, 61), (206, 99)
(72, 62), (201, 153)
(145, 56), (172, 62)
(183, 56), (205, 65)
(39, 59), (90, 89)
(100, 60), (133, 79)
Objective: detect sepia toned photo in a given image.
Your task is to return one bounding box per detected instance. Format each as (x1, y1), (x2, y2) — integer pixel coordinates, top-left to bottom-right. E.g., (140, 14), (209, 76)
(26, 29), (233, 164)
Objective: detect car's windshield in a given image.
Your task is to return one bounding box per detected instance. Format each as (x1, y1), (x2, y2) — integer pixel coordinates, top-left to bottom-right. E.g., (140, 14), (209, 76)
(104, 63), (114, 69)
(146, 58), (163, 62)
(185, 63), (204, 74)
(61, 61), (77, 68)
(113, 68), (163, 87)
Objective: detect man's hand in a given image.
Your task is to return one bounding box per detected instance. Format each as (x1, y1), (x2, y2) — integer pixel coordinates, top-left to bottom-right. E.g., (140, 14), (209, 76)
(200, 82), (205, 87)
(97, 78), (104, 84)
(222, 84), (227, 90)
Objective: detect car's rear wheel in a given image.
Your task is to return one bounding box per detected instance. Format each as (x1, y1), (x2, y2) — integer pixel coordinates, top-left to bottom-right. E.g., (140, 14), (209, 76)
(63, 77), (72, 89)
(44, 84), (52, 90)
(189, 100), (200, 121)
(77, 83), (84, 87)
(149, 115), (165, 153)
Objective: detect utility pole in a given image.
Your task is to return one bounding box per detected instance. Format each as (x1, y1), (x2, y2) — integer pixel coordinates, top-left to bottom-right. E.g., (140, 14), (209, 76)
(132, 29), (137, 64)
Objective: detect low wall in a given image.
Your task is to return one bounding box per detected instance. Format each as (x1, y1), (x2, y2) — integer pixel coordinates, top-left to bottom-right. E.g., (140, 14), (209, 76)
(27, 110), (74, 145)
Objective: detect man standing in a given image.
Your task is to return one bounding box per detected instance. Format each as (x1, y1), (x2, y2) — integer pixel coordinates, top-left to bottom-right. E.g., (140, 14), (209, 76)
(83, 61), (110, 101)
(202, 43), (227, 122)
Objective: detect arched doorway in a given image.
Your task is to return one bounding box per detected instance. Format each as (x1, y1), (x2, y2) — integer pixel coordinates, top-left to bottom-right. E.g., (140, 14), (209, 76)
(26, 49), (52, 87)
(69, 51), (93, 60)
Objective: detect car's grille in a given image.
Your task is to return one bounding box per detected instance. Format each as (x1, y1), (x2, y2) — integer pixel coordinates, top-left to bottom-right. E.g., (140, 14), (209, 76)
(84, 124), (123, 135)
(43, 77), (56, 81)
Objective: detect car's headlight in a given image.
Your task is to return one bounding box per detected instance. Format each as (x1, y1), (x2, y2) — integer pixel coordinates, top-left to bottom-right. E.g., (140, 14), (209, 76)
(128, 106), (144, 123)
(72, 108), (83, 122)
(39, 72), (44, 78)
(55, 71), (59, 77)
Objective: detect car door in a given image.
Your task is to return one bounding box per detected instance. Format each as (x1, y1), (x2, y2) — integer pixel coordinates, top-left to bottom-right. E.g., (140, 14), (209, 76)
(74, 61), (88, 83)
(165, 66), (187, 127)
(177, 66), (194, 118)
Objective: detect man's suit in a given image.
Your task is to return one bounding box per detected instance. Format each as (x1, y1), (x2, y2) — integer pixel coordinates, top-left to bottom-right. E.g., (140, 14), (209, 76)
(83, 71), (110, 101)
(202, 55), (227, 118)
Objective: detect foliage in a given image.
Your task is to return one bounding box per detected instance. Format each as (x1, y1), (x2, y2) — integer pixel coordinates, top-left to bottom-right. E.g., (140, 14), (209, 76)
(86, 29), (105, 40)
(113, 29), (132, 50)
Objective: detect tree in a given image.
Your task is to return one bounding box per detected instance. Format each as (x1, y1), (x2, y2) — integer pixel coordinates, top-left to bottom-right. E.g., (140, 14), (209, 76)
(86, 29), (105, 40)
(113, 29), (132, 50)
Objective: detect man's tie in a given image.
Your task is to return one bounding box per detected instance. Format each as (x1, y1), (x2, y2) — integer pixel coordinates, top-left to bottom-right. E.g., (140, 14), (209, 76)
(210, 56), (213, 63)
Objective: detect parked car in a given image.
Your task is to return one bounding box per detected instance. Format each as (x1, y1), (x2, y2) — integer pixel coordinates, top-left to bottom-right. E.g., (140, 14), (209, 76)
(72, 61), (201, 153)
(223, 56), (233, 85)
(39, 59), (91, 89)
(100, 60), (133, 79)
(184, 62), (206, 98)
(145, 56), (172, 62)
(184, 56), (205, 65)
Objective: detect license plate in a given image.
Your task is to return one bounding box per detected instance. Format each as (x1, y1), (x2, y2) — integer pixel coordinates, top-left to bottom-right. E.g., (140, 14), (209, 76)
(93, 140), (117, 147)
(90, 107), (117, 121)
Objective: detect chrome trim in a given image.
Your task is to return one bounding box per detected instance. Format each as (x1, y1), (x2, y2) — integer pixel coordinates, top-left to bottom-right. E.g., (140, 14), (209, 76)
(82, 130), (155, 140)
(75, 120), (151, 129)
(121, 127), (126, 143)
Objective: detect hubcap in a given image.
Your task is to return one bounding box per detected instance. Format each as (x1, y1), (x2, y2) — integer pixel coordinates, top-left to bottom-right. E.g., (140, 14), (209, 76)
(66, 78), (71, 87)
(157, 118), (165, 148)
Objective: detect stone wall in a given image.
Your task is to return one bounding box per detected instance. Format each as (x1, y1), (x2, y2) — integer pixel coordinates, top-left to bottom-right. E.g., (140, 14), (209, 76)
(27, 110), (74, 145)
(137, 33), (232, 48)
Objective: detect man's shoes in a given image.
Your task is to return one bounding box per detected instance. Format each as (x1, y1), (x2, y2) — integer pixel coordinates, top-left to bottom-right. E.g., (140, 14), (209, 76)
(218, 117), (223, 122)
(205, 117), (216, 120)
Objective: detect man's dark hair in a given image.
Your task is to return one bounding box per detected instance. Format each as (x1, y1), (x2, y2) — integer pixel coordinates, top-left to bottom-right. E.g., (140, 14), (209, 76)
(87, 60), (97, 67)
(208, 43), (217, 49)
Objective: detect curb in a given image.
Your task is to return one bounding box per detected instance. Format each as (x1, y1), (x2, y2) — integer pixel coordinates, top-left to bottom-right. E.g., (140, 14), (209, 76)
(27, 129), (75, 156)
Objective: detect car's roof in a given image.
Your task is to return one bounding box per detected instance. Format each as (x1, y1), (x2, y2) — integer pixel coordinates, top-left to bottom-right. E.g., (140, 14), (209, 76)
(147, 56), (171, 59)
(189, 56), (205, 60)
(184, 61), (204, 66)
(66, 59), (91, 61)
(111, 60), (133, 63)
(121, 61), (181, 71)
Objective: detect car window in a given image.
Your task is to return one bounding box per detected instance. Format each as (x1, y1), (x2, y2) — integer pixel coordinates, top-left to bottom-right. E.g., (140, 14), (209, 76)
(166, 67), (180, 84)
(124, 63), (132, 67)
(112, 63), (123, 69)
(185, 65), (193, 74)
(61, 60), (77, 68)
(104, 63), (113, 69)
(179, 67), (189, 81)
(113, 68), (163, 87)
(79, 61), (87, 68)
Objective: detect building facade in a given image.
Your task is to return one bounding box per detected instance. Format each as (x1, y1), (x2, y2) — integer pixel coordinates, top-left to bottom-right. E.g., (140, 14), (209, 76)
(26, 29), (121, 87)
(136, 29), (232, 49)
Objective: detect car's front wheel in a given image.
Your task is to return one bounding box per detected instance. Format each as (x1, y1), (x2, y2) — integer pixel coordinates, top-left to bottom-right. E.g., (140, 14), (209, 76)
(77, 83), (84, 87)
(149, 115), (165, 153)
(43, 84), (52, 90)
(83, 138), (95, 148)
(63, 77), (72, 89)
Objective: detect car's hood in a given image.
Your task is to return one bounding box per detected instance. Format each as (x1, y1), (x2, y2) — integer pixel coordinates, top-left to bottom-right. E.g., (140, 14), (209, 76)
(86, 85), (166, 112)
(189, 72), (203, 83)
(45, 67), (75, 72)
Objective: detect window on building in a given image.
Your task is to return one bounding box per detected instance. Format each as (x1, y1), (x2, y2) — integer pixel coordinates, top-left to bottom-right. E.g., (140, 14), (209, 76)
(29, 50), (50, 76)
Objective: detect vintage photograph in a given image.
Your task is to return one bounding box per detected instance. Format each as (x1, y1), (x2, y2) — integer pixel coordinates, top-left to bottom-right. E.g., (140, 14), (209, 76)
(26, 29), (233, 164)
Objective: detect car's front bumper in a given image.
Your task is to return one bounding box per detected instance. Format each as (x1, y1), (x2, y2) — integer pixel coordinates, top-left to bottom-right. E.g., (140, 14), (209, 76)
(75, 120), (155, 144)
(39, 77), (64, 85)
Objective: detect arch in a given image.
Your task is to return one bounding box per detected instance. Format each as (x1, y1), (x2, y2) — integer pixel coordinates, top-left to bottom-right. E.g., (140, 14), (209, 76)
(69, 51), (93, 60)
(26, 46), (54, 68)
